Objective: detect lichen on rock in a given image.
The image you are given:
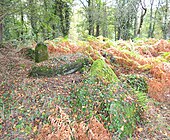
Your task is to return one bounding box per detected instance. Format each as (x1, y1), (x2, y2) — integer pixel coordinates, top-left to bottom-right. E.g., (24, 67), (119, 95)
(29, 55), (90, 77)
(90, 59), (119, 83)
(35, 43), (49, 63)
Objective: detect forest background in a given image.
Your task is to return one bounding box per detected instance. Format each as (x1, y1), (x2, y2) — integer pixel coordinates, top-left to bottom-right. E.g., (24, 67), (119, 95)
(0, 0), (170, 45)
(0, 0), (170, 139)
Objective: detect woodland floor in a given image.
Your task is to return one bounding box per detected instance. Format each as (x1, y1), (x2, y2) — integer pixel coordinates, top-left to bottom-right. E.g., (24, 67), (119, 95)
(0, 45), (170, 140)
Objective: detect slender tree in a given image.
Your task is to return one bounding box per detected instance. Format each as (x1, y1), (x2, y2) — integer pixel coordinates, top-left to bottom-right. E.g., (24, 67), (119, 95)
(54, 0), (71, 37)
(102, 1), (108, 37)
(0, 0), (19, 44)
(79, 0), (110, 37)
(95, 1), (101, 37)
(160, 0), (169, 39)
(0, 0), (6, 44)
(114, 0), (140, 40)
(0, 14), (3, 44)
(28, 0), (39, 41)
(148, 0), (155, 37)
(137, 0), (147, 36)
(20, 0), (24, 40)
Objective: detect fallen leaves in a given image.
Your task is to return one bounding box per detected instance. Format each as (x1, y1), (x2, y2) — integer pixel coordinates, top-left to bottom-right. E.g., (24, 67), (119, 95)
(137, 127), (143, 132)
(0, 38), (170, 140)
(37, 107), (112, 140)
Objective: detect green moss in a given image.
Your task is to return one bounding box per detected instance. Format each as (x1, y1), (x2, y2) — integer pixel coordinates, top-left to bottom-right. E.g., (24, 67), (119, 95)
(29, 58), (90, 77)
(90, 59), (119, 83)
(110, 97), (138, 138)
(126, 74), (148, 93)
(27, 48), (35, 59)
(29, 66), (54, 77)
(60, 58), (90, 75)
(35, 43), (49, 63)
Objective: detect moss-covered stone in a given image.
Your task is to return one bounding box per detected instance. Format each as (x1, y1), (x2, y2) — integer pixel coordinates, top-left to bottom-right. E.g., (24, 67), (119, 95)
(29, 66), (54, 77)
(35, 43), (48, 63)
(29, 57), (90, 77)
(57, 58), (89, 75)
(90, 59), (119, 83)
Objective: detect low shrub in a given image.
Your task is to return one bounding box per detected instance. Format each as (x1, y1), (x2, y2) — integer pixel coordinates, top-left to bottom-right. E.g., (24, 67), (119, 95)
(120, 74), (148, 93)
(67, 77), (148, 139)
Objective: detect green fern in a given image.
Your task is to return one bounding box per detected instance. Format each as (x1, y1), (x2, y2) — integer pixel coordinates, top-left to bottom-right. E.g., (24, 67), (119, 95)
(136, 91), (148, 111)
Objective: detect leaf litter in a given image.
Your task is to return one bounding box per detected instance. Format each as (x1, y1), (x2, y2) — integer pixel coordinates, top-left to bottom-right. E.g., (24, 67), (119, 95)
(0, 39), (170, 139)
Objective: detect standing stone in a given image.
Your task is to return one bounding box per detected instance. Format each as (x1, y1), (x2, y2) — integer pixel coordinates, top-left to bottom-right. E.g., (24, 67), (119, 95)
(35, 43), (49, 63)
(90, 59), (119, 83)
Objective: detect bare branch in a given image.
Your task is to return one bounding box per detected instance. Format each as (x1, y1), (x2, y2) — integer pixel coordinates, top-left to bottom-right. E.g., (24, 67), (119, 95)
(79, 0), (87, 8)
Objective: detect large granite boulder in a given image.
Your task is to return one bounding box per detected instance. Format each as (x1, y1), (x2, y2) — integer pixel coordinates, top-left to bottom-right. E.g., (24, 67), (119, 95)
(90, 59), (119, 83)
(35, 43), (49, 63)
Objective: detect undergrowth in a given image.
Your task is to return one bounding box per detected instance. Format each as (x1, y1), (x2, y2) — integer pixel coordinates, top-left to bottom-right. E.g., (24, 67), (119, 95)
(0, 89), (60, 139)
(120, 74), (148, 93)
(65, 77), (148, 139)
(2, 37), (169, 139)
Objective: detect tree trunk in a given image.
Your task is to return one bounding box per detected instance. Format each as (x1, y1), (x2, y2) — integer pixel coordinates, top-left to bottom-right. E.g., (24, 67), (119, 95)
(137, 2), (147, 36)
(133, 14), (137, 37)
(162, 0), (168, 39)
(117, 27), (121, 40)
(88, 8), (92, 34)
(0, 22), (3, 45)
(102, 3), (107, 37)
(57, 1), (65, 36)
(88, 0), (94, 36)
(29, 0), (38, 41)
(52, 0), (59, 38)
(0, 0), (4, 44)
(55, 0), (70, 37)
(96, 24), (100, 37)
(148, 0), (154, 38)
(20, 3), (24, 41)
(123, 16), (130, 40)
(114, 25), (117, 41)
(64, 3), (70, 36)
(95, 3), (101, 37)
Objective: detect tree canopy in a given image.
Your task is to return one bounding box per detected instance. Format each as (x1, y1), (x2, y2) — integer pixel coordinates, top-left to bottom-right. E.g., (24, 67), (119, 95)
(0, 0), (170, 44)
